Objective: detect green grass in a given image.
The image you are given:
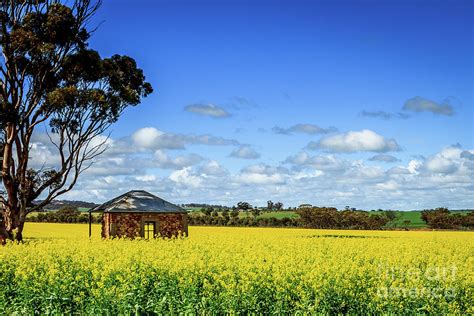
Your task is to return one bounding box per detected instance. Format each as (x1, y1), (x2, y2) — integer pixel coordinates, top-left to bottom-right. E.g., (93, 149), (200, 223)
(392, 211), (427, 228)
(372, 210), (471, 228)
(184, 207), (203, 212)
(27, 207), (91, 218)
(256, 211), (299, 219)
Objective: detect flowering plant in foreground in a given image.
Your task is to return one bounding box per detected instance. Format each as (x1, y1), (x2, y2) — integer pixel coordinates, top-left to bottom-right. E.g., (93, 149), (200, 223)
(0, 224), (472, 314)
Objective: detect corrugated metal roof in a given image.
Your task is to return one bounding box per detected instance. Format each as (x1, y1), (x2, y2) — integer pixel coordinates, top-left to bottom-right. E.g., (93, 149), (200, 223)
(89, 190), (186, 213)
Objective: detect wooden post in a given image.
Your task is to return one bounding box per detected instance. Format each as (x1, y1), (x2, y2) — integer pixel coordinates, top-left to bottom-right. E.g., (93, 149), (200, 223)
(88, 211), (92, 239)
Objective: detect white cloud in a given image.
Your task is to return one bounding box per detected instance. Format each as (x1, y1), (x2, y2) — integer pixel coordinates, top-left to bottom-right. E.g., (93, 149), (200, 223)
(461, 151), (474, 161)
(184, 103), (231, 118)
(29, 126), (473, 210)
(403, 96), (454, 116)
(308, 129), (401, 153)
(284, 152), (347, 171)
(376, 180), (400, 190)
(131, 127), (239, 150)
(198, 160), (228, 176)
(169, 167), (203, 188)
(387, 167), (411, 175)
(135, 175), (157, 182)
(236, 173), (285, 185)
(369, 154), (400, 163)
(131, 127), (163, 148)
(424, 146), (463, 174)
(236, 164), (287, 185)
(272, 123), (337, 135)
(241, 164), (289, 175)
(425, 156), (457, 174)
(58, 145), (474, 210)
(229, 145), (261, 159)
(154, 150), (203, 169)
(28, 142), (61, 169)
(360, 110), (410, 120)
(407, 159), (423, 174)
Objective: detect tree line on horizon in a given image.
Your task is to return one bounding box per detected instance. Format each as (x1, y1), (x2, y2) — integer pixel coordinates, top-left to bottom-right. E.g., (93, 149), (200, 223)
(25, 202), (474, 231)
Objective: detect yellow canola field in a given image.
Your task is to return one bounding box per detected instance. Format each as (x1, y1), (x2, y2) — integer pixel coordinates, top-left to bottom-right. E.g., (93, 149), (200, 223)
(1, 223), (473, 314)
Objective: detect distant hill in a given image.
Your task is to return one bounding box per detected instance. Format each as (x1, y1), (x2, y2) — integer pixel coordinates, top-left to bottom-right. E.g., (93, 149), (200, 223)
(35, 199), (98, 211)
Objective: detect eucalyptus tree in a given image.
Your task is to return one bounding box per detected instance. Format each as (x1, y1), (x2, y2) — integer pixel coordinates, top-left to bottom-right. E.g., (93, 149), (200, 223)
(0, 0), (152, 242)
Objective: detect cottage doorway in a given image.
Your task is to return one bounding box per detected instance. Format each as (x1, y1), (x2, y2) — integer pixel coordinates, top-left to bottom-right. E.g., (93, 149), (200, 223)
(144, 221), (156, 239)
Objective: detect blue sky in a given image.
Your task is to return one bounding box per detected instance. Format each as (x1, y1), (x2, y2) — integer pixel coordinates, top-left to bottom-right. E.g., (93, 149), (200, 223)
(34, 0), (474, 209)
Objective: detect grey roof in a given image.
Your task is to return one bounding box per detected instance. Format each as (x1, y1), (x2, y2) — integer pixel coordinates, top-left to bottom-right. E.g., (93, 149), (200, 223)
(89, 190), (186, 213)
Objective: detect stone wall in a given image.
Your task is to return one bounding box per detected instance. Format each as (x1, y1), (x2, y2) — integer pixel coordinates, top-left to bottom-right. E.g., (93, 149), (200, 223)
(158, 214), (186, 238)
(114, 213), (142, 238)
(101, 212), (188, 238)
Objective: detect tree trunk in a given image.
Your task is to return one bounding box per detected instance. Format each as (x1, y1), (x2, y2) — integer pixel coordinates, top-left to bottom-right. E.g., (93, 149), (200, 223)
(1, 204), (21, 243)
(14, 219), (24, 242)
(0, 222), (11, 245)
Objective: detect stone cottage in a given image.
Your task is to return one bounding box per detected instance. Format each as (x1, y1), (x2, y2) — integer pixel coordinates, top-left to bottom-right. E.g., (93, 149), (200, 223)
(89, 190), (188, 238)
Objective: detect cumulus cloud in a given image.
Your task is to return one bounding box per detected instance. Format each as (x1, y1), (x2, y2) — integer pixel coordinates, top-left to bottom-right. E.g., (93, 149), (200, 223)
(169, 167), (203, 188)
(28, 126), (241, 179)
(154, 150), (203, 170)
(307, 129), (401, 153)
(184, 103), (231, 118)
(425, 156), (457, 174)
(284, 152), (348, 171)
(131, 127), (163, 148)
(85, 157), (150, 176)
(369, 154), (401, 163)
(387, 167), (411, 175)
(198, 160), (229, 176)
(30, 124), (473, 210)
(131, 127), (239, 150)
(55, 143), (474, 210)
(403, 96), (454, 116)
(229, 145), (261, 159)
(29, 134), (113, 171)
(461, 151), (474, 161)
(236, 164), (287, 185)
(360, 110), (410, 120)
(423, 146), (463, 174)
(236, 173), (284, 185)
(272, 123), (337, 135)
(28, 142), (62, 169)
(241, 164), (289, 176)
(192, 134), (239, 146)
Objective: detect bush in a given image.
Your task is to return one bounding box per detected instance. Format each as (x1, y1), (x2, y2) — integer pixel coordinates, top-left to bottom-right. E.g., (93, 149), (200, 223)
(297, 207), (388, 230)
(421, 208), (474, 229)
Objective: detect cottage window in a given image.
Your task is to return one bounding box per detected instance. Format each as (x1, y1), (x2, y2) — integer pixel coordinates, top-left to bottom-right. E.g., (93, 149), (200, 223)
(144, 221), (155, 239)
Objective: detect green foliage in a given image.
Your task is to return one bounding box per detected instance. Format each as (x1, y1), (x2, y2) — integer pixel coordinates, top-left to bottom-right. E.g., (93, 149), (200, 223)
(274, 202), (283, 210)
(383, 210), (398, 222)
(421, 208), (474, 229)
(237, 201), (251, 211)
(297, 207), (388, 230)
(266, 200), (274, 210)
(230, 208), (239, 219)
(27, 207), (100, 224)
(250, 208), (261, 218)
(189, 212), (298, 228)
